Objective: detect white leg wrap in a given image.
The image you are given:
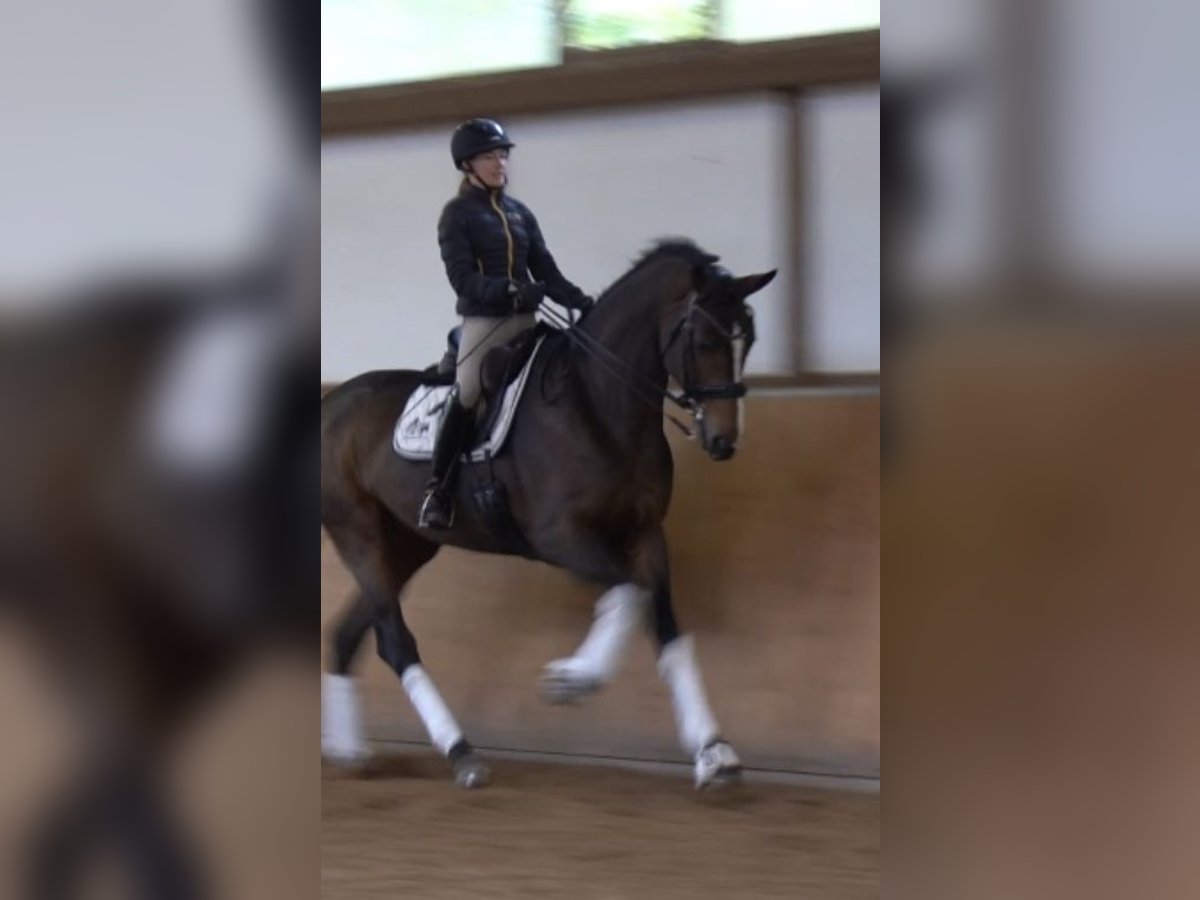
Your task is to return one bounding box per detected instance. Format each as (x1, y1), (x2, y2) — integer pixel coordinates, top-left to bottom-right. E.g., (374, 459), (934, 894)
(657, 635), (721, 756)
(322, 674), (367, 764)
(541, 585), (648, 701)
(572, 584), (649, 681)
(401, 665), (464, 756)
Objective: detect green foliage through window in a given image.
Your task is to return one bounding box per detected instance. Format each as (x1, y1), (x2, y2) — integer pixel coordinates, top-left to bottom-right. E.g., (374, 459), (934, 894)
(561, 0), (717, 50)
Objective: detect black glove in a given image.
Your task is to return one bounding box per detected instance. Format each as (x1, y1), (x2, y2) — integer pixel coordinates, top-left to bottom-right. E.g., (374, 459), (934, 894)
(576, 295), (596, 312)
(509, 281), (545, 313)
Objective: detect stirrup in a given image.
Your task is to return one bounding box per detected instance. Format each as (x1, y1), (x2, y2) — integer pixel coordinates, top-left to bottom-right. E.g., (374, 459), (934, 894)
(418, 486), (454, 530)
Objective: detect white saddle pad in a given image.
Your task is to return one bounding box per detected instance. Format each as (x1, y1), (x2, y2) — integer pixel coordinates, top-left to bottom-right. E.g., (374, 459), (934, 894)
(393, 337), (545, 462)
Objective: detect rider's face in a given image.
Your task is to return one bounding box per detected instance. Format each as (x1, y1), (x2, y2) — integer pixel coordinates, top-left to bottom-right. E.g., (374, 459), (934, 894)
(466, 148), (509, 188)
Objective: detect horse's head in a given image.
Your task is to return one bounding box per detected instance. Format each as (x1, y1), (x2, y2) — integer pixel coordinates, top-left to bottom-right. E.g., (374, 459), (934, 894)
(662, 263), (776, 460)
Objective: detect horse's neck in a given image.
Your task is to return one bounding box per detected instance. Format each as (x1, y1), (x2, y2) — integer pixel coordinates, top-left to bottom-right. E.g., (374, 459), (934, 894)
(572, 265), (683, 443)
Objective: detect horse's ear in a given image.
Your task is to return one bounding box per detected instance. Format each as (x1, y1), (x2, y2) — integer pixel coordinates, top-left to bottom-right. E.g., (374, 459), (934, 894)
(734, 270), (777, 296)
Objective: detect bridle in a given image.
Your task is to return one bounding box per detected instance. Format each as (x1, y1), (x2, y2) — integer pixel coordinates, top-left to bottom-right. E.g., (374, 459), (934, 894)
(661, 289), (757, 407)
(538, 278), (755, 439)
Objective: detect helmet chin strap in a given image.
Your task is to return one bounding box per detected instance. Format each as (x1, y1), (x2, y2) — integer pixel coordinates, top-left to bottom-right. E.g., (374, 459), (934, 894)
(464, 162), (505, 191)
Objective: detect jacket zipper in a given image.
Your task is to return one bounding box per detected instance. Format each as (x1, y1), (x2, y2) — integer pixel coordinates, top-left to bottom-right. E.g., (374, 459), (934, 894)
(488, 191), (515, 280)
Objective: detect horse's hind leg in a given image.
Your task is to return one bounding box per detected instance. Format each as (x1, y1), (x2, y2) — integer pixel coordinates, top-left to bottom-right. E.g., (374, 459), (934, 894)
(322, 503), (433, 766)
(322, 590), (375, 765)
(322, 507), (489, 788)
(371, 590), (490, 788)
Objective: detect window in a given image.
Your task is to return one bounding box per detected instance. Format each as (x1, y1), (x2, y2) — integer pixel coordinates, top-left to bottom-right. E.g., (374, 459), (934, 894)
(562, 0), (714, 50)
(562, 0), (879, 49)
(322, 0), (558, 91)
(721, 0), (880, 43)
(321, 0), (880, 91)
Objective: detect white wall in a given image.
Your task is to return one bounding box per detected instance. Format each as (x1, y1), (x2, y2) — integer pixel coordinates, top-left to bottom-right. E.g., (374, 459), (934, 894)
(321, 89), (880, 381)
(1050, 0), (1200, 283)
(804, 87), (881, 372)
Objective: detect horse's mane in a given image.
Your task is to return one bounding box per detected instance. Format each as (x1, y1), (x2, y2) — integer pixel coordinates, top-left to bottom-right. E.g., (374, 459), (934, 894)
(539, 239), (719, 401)
(596, 238), (719, 303)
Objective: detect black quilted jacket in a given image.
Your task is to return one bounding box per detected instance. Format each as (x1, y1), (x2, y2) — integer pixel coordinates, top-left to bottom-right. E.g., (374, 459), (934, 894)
(437, 182), (589, 317)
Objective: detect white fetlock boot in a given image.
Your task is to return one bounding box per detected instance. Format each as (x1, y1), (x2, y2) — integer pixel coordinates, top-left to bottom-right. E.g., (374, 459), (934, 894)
(541, 584), (648, 704)
(322, 673), (368, 766)
(657, 635), (743, 789)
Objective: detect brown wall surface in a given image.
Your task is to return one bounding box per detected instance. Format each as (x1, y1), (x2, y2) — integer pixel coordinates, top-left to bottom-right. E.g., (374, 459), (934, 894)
(321, 393), (879, 777)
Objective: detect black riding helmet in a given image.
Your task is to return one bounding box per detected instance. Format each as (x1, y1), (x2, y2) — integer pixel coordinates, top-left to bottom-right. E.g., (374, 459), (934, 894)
(450, 118), (515, 169)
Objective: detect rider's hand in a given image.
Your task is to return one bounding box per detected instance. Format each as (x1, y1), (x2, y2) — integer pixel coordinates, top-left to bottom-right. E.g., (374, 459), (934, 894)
(510, 281), (546, 313)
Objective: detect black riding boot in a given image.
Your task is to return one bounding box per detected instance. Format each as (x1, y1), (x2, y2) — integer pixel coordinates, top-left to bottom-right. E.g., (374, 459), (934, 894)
(418, 397), (473, 529)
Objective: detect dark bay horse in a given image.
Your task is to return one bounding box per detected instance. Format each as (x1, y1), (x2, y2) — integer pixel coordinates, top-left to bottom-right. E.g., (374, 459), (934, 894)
(321, 239), (775, 789)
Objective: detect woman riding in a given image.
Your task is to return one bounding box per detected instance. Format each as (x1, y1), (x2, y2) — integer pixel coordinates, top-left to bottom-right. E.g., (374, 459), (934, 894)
(419, 117), (594, 530)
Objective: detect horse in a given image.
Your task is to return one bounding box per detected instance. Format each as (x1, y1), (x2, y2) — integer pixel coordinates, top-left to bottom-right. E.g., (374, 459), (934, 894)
(320, 238), (776, 789)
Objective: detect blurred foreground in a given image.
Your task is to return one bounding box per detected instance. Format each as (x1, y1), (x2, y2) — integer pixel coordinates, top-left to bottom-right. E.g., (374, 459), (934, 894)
(0, 2), (317, 898)
(887, 1), (1200, 897)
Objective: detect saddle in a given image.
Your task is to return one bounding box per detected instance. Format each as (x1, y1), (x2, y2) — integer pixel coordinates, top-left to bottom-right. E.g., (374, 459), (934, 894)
(400, 325), (550, 560)
(416, 322), (549, 391)
(475, 323), (551, 435)
(394, 325), (550, 463)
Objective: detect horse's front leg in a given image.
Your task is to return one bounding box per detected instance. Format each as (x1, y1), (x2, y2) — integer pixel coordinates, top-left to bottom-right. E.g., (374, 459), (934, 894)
(540, 583), (649, 704)
(638, 530), (743, 789)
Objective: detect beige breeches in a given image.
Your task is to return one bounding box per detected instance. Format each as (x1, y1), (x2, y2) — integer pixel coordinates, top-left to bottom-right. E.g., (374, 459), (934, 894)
(454, 313), (536, 408)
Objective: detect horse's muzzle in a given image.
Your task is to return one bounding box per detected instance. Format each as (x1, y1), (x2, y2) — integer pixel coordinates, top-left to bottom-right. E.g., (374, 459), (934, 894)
(705, 435), (737, 461)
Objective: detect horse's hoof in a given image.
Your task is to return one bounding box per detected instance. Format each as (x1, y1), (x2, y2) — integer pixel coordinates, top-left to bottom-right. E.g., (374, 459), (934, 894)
(540, 659), (603, 705)
(454, 755), (491, 789)
(694, 741), (743, 790)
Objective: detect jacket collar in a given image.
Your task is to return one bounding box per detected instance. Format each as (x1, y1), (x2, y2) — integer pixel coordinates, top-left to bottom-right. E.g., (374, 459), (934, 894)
(462, 180), (506, 200)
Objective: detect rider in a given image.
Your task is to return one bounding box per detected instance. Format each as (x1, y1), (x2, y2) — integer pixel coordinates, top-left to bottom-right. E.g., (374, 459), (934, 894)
(418, 117), (594, 530)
